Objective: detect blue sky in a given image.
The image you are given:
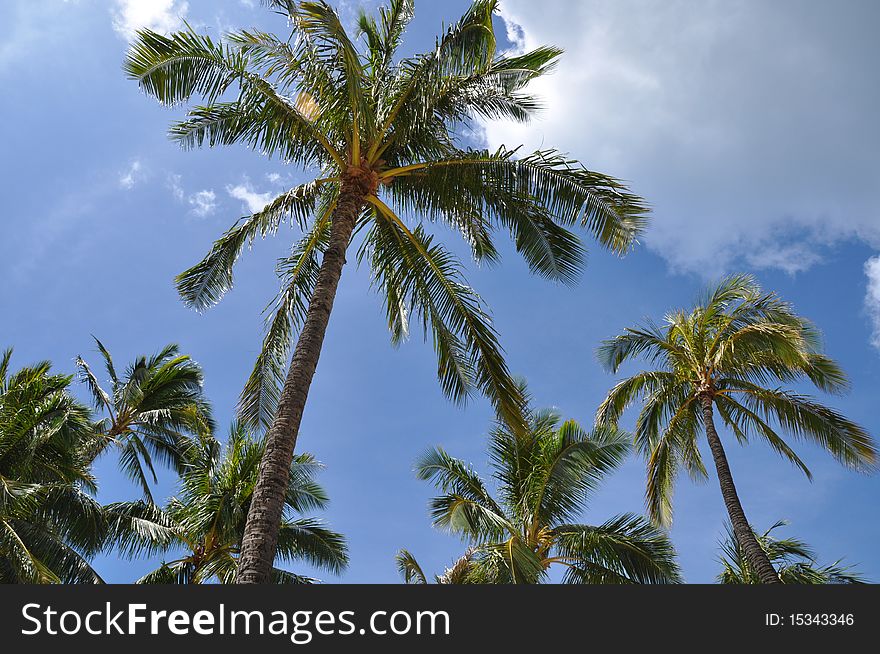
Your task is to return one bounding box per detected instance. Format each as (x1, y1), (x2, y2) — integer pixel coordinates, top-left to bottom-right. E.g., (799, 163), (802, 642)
(2, 0), (879, 583)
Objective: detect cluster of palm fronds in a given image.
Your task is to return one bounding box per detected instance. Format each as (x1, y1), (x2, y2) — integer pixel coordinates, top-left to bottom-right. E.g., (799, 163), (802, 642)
(0, 342), (346, 584)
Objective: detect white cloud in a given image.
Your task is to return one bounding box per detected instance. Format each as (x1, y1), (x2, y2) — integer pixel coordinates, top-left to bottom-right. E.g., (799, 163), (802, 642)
(118, 159), (144, 189)
(865, 256), (880, 350)
(168, 173), (186, 201)
(112, 0), (189, 41)
(168, 174), (217, 218)
(189, 189), (217, 217)
(227, 181), (272, 213)
(484, 1), (880, 276)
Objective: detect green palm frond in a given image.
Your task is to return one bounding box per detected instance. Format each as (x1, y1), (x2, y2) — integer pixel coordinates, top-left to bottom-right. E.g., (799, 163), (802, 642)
(367, 208), (524, 426)
(395, 548), (428, 584)
(176, 181), (323, 312)
(415, 447), (510, 539)
(553, 515), (682, 584)
(383, 147), (647, 256)
(276, 517), (348, 573)
(723, 381), (874, 472)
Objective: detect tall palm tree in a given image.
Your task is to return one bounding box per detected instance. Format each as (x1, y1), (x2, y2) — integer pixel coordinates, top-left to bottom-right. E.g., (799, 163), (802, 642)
(596, 274), (876, 584)
(76, 338), (214, 501)
(717, 520), (865, 584)
(107, 424), (347, 583)
(125, 0), (649, 582)
(411, 394), (681, 584)
(0, 349), (105, 583)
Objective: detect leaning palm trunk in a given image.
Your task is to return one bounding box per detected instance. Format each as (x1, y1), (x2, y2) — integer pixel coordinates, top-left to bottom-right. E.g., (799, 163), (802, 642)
(237, 183), (367, 583)
(700, 394), (780, 584)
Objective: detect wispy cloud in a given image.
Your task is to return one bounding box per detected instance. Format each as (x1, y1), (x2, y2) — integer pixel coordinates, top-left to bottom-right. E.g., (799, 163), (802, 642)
(168, 174), (217, 218)
(226, 180), (272, 213)
(118, 159), (145, 189)
(189, 189), (218, 217)
(168, 173), (186, 202)
(865, 256), (880, 350)
(112, 0), (189, 41)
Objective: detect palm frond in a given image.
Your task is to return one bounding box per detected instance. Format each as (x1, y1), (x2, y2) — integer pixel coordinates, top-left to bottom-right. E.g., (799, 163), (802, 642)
(554, 515), (682, 584)
(176, 181), (323, 312)
(395, 548), (427, 584)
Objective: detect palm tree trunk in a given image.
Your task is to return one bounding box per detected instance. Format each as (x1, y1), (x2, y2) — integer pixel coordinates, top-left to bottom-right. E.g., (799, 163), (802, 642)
(699, 393), (781, 584)
(236, 186), (364, 584)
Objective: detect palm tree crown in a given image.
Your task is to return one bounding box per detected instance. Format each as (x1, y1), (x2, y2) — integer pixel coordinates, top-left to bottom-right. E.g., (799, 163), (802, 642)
(596, 274), (875, 583)
(411, 390), (681, 583)
(125, 0), (649, 430)
(0, 349), (105, 583)
(717, 520), (865, 584)
(76, 339), (214, 500)
(107, 424), (347, 583)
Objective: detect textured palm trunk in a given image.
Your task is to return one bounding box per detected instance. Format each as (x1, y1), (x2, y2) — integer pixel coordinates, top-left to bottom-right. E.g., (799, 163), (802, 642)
(236, 184), (365, 584)
(700, 393), (781, 584)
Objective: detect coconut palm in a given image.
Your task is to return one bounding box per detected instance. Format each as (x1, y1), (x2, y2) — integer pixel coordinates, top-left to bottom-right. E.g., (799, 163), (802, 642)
(413, 395), (681, 584)
(717, 520), (865, 584)
(0, 349), (105, 583)
(124, 0), (649, 582)
(596, 274), (876, 584)
(76, 338), (214, 501)
(107, 423), (347, 584)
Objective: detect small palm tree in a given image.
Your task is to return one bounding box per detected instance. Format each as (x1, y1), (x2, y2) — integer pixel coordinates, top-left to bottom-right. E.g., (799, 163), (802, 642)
(107, 424), (347, 584)
(76, 338), (214, 500)
(596, 275), (876, 584)
(718, 520), (865, 584)
(0, 349), (105, 583)
(412, 393), (681, 584)
(125, 0), (649, 582)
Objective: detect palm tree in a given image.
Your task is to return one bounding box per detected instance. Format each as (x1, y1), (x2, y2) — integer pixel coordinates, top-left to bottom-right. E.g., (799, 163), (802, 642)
(412, 393), (681, 584)
(125, 0), (649, 582)
(107, 424), (347, 583)
(76, 338), (214, 501)
(596, 274), (876, 584)
(0, 349), (105, 583)
(717, 520), (865, 584)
